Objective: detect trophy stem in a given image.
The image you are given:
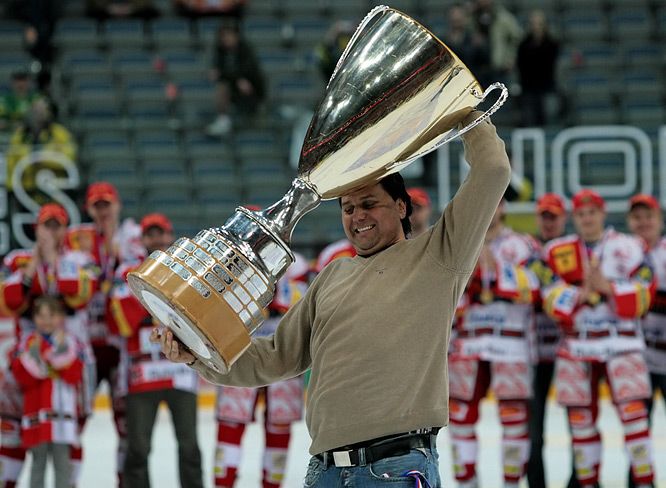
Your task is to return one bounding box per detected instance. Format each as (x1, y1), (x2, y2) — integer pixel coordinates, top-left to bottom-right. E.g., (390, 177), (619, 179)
(254, 178), (321, 247)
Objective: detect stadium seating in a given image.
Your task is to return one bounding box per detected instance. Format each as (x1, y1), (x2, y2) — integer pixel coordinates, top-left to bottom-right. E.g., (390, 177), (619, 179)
(1, 0), (663, 243)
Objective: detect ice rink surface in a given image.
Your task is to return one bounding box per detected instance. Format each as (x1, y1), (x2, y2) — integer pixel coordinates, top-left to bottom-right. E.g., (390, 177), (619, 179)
(16, 397), (665, 488)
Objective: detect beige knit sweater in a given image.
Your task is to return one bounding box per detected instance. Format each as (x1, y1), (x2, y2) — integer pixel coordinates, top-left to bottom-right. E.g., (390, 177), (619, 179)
(193, 115), (511, 454)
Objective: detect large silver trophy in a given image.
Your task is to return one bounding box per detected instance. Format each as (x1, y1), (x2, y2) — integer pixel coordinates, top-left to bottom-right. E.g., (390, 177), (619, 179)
(127, 5), (508, 373)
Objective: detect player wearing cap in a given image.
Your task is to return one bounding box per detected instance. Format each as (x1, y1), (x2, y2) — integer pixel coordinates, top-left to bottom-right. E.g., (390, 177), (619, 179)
(107, 213), (204, 488)
(626, 195), (666, 418)
(406, 187), (433, 237)
(542, 189), (656, 488)
(65, 181), (144, 485)
(448, 200), (541, 488)
(526, 193), (568, 488)
(0, 203), (97, 487)
(213, 254), (309, 488)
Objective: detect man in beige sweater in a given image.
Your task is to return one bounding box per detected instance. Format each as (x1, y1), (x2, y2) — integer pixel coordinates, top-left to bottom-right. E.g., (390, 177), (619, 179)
(154, 111), (511, 487)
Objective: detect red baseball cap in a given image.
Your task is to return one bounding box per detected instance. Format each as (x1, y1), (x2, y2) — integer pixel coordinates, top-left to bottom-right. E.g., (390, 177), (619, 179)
(140, 213), (173, 234)
(407, 187), (431, 207)
(629, 194), (660, 211)
(572, 189), (605, 211)
(86, 181), (119, 205)
(37, 203), (69, 226)
(536, 193), (566, 215)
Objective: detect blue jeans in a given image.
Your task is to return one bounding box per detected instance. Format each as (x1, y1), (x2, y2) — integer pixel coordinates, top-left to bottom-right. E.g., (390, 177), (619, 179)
(303, 447), (441, 487)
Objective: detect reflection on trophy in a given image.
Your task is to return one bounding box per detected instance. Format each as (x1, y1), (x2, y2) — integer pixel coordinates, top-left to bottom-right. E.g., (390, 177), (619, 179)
(126, 5), (508, 374)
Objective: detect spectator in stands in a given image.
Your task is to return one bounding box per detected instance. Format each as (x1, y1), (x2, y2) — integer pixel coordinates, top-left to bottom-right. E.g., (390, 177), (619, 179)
(441, 3), (492, 89)
(206, 19), (265, 136)
(11, 0), (60, 74)
(471, 0), (522, 87)
(314, 20), (355, 82)
(0, 70), (41, 134)
(108, 213), (204, 488)
(5, 98), (77, 205)
(173, 0), (246, 19)
(85, 0), (159, 20)
(516, 10), (560, 126)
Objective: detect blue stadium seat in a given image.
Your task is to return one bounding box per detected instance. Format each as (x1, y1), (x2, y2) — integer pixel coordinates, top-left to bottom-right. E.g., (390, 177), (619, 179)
(244, 17), (285, 47)
(113, 50), (161, 82)
(124, 79), (167, 104)
(61, 50), (112, 80)
(610, 9), (652, 41)
(86, 134), (134, 160)
(0, 20), (30, 51)
(561, 11), (608, 43)
(621, 42), (662, 70)
(621, 97), (665, 126)
(53, 19), (100, 51)
(127, 100), (173, 130)
(135, 130), (183, 158)
(143, 157), (188, 184)
(191, 159), (237, 187)
(102, 19), (148, 50)
(88, 157), (140, 187)
(186, 134), (235, 161)
(162, 49), (208, 82)
(291, 17), (330, 46)
(272, 73), (323, 107)
(621, 70), (663, 98)
(150, 18), (193, 49)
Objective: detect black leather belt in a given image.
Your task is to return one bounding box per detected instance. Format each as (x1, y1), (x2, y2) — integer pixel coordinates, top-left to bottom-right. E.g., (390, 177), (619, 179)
(315, 428), (439, 468)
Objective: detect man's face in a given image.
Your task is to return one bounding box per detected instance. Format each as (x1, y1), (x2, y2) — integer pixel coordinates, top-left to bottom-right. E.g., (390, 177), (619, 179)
(536, 211), (566, 241)
(627, 206), (663, 244)
(573, 205), (605, 241)
(87, 200), (120, 229)
(341, 183), (406, 256)
(409, 203), (432, 237)
(38, 219), (66, 246)
(141, 227), (174, 254)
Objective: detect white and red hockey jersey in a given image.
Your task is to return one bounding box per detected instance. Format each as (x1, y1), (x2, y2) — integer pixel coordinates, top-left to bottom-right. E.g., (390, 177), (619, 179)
(65, 219), (144, 347)
(215, 254), (309, 425)
(11, 330), (84, 449)
(108, 260), (198, 395)
(641, 236), (666, 374)
(452, 227), (540, 363)
(542, 228), (655, 362)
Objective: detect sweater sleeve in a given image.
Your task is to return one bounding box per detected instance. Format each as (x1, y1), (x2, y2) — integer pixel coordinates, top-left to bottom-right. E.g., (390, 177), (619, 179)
(191, 282), (316, 387)
(428, 112), (512, 274)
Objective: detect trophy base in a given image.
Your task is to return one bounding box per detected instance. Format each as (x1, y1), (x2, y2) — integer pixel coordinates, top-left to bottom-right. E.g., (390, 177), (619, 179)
(127, 238), (272, 374)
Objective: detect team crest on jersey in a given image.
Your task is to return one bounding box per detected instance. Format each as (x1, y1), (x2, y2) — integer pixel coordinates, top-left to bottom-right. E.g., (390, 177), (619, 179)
(552, 243), (579, 275)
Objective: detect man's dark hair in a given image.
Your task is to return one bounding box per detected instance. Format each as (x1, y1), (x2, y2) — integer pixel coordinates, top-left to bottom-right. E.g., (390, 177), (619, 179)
(379, 173), (412, 236)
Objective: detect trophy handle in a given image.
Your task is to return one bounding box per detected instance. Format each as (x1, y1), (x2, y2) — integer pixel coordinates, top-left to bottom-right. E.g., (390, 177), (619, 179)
(457, 82), (509, 140)
(431, 82), (509, 150)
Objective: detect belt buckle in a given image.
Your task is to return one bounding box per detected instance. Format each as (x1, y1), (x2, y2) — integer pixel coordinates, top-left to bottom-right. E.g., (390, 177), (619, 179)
(332, 450), (354, 467)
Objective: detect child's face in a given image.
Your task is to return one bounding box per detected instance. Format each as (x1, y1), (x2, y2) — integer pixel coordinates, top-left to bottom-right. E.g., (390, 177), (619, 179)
(33, 306), (64, 335)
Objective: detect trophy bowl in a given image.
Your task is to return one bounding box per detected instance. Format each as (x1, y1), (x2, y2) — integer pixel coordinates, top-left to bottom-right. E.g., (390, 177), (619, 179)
(127, 5), (508, 374)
